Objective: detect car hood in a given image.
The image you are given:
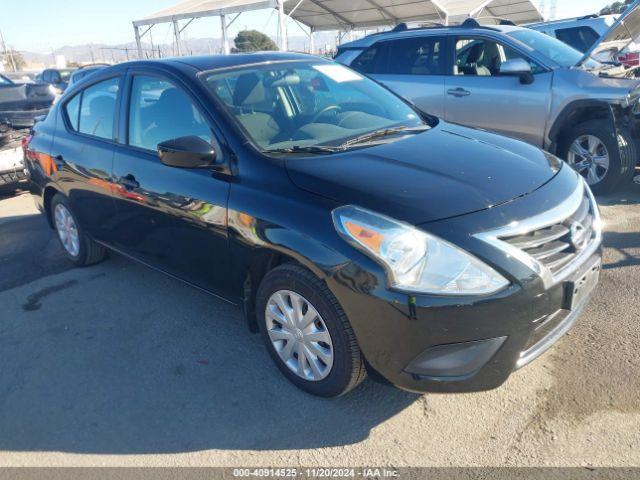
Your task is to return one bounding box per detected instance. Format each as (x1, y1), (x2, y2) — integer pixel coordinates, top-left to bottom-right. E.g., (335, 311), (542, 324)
(579, 0), (640, 65)
(285, 122), (560, 225)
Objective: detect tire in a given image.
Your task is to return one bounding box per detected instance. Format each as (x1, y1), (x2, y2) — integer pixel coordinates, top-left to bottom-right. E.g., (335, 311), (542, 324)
(559, 120), (637, 194)
(50, 193), (106, 266)
(256, 263), (366, 397)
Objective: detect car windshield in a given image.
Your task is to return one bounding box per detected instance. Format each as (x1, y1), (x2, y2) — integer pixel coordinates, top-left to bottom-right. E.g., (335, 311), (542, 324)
(509, 29), (602, 69)
(201, 62), (425, 152)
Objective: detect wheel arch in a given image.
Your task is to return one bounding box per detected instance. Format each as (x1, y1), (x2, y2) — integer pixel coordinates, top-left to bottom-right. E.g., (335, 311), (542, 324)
(236, 229), (348, 334)
(548, 100), (616, 155)
(42, 184), (62, 229)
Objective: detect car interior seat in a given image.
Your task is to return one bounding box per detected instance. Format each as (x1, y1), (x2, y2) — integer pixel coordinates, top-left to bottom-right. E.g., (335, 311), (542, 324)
(232, 73), (280, 146)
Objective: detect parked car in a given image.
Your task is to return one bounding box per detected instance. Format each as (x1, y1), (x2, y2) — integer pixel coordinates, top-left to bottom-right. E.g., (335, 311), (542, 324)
(2, 71), (37, 84)
(35, 68), (75, 92)
(0, 127), (29, 194)
(69, 64), (108, 86)
(336, 8), (640, 193)
(527, 14), (640, 68)
(0, 73), (55, 128)
(24, 53), (601, 397)
(527, 15), (618, 56)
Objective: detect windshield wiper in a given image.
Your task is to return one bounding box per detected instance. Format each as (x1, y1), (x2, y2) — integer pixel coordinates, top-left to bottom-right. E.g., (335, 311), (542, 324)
(338, 124), (430, 148)
(263, 145), (344, 155)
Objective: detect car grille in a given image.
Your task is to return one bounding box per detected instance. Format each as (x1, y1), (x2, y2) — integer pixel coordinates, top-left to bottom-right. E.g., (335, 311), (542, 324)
(499, 190), (596, 277)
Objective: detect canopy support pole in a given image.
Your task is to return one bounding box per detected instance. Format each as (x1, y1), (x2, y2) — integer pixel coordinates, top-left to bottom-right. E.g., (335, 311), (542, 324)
(133, 25), (143, 59)
(220, 14), (230, 54)
(309, 26), (315, 54)
(277, 0), (288, 51)
(172, 20), (182, 55)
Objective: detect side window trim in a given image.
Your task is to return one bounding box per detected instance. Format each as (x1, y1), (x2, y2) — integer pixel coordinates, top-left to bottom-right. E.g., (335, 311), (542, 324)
(122, 69), (224, 158)
(60, 74), (124, 143)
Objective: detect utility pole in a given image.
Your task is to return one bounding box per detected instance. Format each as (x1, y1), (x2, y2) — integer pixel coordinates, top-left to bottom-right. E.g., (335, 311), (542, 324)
(549, 0), (557, 20)
(0, 29), (17, 71)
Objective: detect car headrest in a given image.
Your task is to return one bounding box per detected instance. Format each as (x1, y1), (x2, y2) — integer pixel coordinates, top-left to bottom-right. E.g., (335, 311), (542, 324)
(466, 43), (485, 64)
(89, 95), (115, 117)
(233, 73), (266, 107)
(156, 88), (194, 123)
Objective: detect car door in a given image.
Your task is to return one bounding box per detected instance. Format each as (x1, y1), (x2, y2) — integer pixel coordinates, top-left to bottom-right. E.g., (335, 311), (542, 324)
(52, 75), (122, 243)
(110, 69), (232, 298)
(358, 36), (447, 118)
(444, 36), (553, 147)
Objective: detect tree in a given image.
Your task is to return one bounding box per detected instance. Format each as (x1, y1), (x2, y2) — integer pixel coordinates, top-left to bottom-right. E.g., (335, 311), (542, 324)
(2, 50), (26, 72)
(600, 0), (634, 15)
(232, 30), (278, 53)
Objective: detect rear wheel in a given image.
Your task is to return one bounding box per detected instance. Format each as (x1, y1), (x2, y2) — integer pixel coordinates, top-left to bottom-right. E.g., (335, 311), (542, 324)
(256, 263), (366, 397)
(51, 193), (106, 266)
(559, 120), (636, 194)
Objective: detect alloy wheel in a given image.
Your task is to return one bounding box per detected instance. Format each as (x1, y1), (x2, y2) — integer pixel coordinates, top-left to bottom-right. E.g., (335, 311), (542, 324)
(566, 134), (610, 185)
(265, 290), (334, 381)
(54, 203), (80, 257)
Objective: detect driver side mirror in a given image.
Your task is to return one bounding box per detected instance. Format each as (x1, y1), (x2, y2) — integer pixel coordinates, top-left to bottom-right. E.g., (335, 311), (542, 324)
(499, 58), (534, 85)
(157, 136), (217, 169)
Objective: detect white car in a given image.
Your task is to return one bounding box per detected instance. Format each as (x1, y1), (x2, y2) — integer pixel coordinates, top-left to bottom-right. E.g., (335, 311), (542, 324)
(0, 129), (28, 194)
(528, 13), (640, 67)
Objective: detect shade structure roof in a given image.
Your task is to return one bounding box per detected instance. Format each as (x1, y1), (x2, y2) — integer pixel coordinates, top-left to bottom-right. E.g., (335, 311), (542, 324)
(285, 0), (545, 31)
(133, 0), (279, 27)
(134, 0), (543, 29)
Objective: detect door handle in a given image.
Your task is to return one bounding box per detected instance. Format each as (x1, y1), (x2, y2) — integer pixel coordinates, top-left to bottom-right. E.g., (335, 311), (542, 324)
(447, 87), (471, 98)
(117, 174), (139, 190)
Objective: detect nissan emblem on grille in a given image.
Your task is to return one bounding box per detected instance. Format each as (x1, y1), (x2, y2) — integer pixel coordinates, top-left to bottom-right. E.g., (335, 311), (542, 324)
(570, 221), (589, 251)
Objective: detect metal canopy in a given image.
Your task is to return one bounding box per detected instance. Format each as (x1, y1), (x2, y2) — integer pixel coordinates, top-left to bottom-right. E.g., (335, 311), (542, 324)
(132, 0), (278, 27)
(132, 0), (544, 57)
(285, 0), (544, 31)
(132, 0), (289, 57)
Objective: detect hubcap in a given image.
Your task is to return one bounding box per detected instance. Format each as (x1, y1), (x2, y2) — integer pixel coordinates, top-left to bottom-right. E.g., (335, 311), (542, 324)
(54, 204), (80, 257)
(567, 135), (610, 185)
(265, 290), (334, 381)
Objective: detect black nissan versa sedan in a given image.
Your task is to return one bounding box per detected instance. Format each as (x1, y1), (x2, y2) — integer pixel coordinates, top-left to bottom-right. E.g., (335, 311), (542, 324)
(24, 52), (602, 397)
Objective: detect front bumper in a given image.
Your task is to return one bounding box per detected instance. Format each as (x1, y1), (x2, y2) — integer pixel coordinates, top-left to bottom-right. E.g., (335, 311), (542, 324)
(327, 169), (602, 393)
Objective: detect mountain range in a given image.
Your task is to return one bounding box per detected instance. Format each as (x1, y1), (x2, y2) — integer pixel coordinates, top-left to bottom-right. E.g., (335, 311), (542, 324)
(21, 33), (341, 66)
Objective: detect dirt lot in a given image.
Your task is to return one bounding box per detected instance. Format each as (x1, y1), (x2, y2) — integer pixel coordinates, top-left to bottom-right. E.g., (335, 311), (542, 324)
(0, 185), (639, 467)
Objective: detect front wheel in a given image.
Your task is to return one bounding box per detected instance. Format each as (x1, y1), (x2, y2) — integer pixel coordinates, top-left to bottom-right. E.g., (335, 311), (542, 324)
(559, 120), (636, 194)
(256, 264), (366, 397)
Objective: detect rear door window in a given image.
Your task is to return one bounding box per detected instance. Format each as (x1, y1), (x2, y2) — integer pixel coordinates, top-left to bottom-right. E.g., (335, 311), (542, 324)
(351, 43), (388, 74)
(77, 77), (119, 139)
(385, 36), (445, 75)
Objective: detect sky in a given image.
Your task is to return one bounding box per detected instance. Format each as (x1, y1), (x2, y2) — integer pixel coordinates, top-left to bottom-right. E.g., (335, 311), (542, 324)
(0, 0), (616, 53)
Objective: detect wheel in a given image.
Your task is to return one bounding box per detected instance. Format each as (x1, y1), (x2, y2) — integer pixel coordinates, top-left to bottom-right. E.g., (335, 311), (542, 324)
(51, 193), (106, 266)
(559, 120), (637, 194)
(256, 263), (366, 397)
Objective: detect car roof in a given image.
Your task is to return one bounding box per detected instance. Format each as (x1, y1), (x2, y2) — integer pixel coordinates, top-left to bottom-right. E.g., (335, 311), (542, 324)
(112, 52), (324, 74)
(527, 14), (617, 29)
(339, 23), (524, 49)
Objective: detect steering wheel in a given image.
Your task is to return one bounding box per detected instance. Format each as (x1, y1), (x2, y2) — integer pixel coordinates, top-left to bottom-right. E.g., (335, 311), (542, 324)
(309, 105), (342, 124)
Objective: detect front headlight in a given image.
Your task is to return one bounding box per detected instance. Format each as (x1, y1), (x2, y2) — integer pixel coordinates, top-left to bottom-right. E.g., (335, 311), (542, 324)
(332, 205), (509, 296)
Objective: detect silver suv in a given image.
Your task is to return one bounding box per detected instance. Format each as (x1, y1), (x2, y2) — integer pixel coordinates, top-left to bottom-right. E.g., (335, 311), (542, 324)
(336, 8), (640, 193)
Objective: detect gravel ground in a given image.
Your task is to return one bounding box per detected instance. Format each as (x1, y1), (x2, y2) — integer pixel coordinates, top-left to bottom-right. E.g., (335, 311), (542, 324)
(0, 185), (639, 467)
